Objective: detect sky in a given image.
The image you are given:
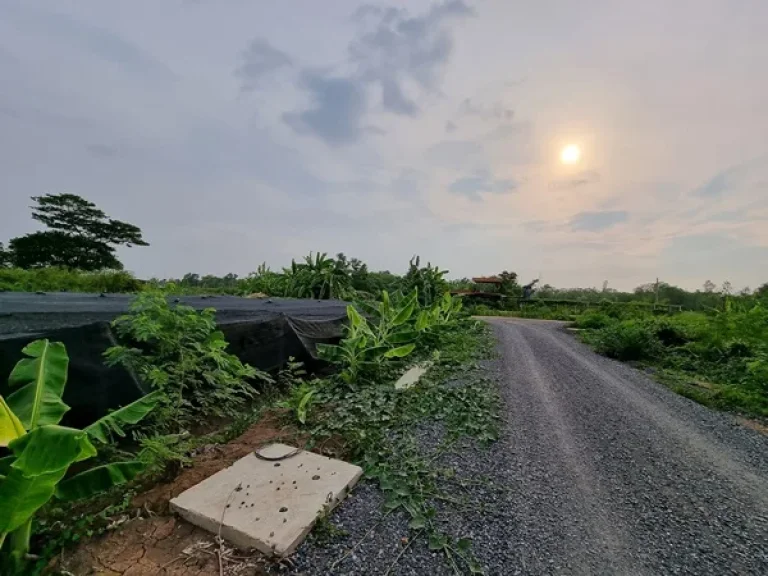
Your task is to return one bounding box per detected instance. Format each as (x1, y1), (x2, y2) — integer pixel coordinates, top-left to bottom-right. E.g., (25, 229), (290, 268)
(1, 0), (767, 291)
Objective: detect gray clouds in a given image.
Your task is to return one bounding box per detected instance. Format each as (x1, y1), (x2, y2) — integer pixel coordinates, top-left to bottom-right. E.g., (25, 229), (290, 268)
(283, 73), (368, 146)
(236, 39), (292, 92)
(284, 1), (474, 144)
(449, 170), (517, 201)
(570, 210), (628, 231)
(550, 170), (601, 190)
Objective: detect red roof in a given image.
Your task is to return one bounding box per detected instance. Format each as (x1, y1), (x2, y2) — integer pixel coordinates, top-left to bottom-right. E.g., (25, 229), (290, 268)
(472, 276), (503, 284)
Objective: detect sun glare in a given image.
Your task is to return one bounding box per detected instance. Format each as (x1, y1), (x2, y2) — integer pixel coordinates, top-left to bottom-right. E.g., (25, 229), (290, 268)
(560, 144), (581, 165)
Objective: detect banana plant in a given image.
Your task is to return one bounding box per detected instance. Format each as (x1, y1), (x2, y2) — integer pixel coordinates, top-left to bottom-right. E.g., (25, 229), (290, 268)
(0, 339), (159, 574)
(317, 290), (420, 385)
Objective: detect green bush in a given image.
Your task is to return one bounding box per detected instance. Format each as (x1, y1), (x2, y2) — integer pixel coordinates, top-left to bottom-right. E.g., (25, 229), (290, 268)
(587, 319), (662, 361)
(573, 311), (613, 330)
(104, 292), (272, 433)
(0, 267), (141, 293)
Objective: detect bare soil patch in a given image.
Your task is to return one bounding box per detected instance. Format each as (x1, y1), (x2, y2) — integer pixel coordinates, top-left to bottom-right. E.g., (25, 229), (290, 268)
(55, 413), (320, 575)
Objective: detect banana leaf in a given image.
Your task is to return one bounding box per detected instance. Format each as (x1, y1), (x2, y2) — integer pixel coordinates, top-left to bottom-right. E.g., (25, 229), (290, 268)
(0, 467), (69, 534)
(384, 344), (416, 359)
(388, 330), (419, 344)
(0, 455), (13, 477)
(414, 310), (431, 331)
(392, 300), (416, 327)
(0, 426), (96, 535)
(316, 343), (343, 362)
(347, 305), (365, 328)
(6, 340), (70, 430)
(55, 461), (144, 501)
(362, 345), (391, 361)
(9, 425), (96, 476)
(84, 391), (161, 444)
(0, 396), (25, 447)
(296, 391), (315, 425)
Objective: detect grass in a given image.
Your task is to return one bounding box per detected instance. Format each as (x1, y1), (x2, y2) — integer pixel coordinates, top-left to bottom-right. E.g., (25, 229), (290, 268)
(0, 267), (141, 293)
(573, 303), (768, 420)
(654, 368), (768, 418)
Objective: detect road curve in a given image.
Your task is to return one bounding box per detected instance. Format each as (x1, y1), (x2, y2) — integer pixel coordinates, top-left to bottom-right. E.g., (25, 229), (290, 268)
(489, 317), (768, 575)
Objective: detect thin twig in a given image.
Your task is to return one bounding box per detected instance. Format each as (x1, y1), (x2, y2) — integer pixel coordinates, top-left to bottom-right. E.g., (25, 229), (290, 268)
(329, 510), (392, 571)
(217, 482), (242, 576)
(383, 529), (422, 576)
(155, 555), (183, 574)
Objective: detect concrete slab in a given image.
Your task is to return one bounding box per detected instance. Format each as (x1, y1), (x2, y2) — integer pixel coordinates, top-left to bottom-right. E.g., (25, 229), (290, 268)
(169, 443), (363, 557)
(394, 361), (432, 390)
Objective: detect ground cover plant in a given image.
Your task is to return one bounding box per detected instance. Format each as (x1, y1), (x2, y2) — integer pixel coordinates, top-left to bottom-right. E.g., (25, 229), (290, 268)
(302, 293), (499, 574)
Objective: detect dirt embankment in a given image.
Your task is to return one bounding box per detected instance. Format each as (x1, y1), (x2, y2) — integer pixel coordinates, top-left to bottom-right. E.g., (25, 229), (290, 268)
(57, 413), (321, 575)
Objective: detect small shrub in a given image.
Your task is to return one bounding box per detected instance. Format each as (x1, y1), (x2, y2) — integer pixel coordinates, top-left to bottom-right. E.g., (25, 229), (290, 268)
(104, 292), (272, 433)
(587, 320), (662, 361)
(574, 311), (613, 330)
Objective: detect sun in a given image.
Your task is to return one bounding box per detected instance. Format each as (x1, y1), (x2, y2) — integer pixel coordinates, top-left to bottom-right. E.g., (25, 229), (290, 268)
(560, 144), (581, 165)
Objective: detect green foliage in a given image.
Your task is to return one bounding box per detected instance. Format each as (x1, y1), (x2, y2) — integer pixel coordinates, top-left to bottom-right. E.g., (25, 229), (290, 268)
(318, 289), (463, 386)
(0, 340), (156, 574)
(278, 381), (318, 425)
(136, 433), (193, 479)
(584, 319), (662, 361)
(402, 256), (449, 306)
(577, 302), (768, 416)
(573, 311), (612, 330)
(0, 267), (141, 293)
(312, 320), (497, 572)
(282, 252), (354, 300)
(6, 193), (148, 271)
(104, 292), (271, 433)
(0, 243), (10, 268)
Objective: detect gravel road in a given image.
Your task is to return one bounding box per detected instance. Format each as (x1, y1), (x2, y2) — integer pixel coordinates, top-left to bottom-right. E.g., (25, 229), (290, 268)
(289, 318), (768, 575)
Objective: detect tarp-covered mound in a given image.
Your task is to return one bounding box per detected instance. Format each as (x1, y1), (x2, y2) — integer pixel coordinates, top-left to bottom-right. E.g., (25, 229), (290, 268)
(0, 292), (348, 427)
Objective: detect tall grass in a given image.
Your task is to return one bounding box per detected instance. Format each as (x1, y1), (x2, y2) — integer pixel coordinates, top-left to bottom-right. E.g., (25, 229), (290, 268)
(0, 267), (142, 293)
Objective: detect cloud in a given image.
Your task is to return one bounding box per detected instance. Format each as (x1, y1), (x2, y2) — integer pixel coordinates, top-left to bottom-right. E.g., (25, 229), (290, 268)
(692, 164), (744, 198)
(351, 0), (475, 113)
(445, 120), (457, 133)
(550, 170), (601, 190)
(286, 1), (473, 143)
(691, 159), (766, 198)
(570, 210), (628, 231)
(283, 73), (368, 145)
(236, 39), (292, 92)
(12, 6), (176, 81)
(449, 170), (517, 201)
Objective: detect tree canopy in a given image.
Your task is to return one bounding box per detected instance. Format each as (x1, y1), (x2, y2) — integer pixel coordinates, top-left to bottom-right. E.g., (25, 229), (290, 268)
(6, 194), (148, 271)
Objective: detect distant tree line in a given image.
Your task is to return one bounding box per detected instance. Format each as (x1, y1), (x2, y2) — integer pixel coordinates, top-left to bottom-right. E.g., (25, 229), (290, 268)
(2, 193), (766, 308)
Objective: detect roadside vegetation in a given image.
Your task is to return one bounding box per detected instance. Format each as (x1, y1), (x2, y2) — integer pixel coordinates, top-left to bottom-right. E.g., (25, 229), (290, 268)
(0, 277), (497, 574)
(472, 293), (768, 420)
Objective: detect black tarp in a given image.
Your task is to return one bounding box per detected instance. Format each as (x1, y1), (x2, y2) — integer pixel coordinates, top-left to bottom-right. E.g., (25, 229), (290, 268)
(0, 293), (348, 427)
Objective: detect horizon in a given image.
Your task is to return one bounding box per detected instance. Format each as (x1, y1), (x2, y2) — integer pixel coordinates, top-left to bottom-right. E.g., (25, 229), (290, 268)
(2, 1), (767, 293)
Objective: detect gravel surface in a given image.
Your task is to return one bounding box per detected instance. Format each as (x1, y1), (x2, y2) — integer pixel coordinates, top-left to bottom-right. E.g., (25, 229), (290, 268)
(287, 319), (768, 575)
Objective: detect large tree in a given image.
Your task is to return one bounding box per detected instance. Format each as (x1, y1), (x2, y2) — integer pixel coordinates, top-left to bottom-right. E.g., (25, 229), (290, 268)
(7, 193), (148, 271)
